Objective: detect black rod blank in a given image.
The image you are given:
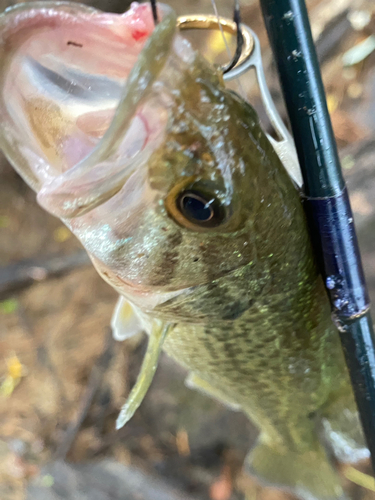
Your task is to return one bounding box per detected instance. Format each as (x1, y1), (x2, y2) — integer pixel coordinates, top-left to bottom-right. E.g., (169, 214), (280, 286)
(259, 0), (375, 470)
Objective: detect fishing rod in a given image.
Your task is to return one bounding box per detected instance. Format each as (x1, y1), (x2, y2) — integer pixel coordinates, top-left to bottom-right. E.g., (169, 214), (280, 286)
(259, 0), (375, 471)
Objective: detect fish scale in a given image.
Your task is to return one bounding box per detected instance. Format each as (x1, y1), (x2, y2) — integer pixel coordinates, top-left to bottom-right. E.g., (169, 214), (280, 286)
(163, 280), (338, 431)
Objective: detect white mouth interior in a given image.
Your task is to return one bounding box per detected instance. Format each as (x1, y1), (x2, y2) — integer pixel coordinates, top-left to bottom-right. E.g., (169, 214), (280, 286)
(2, 8), (152, 181)
(0, 3), (178, 218)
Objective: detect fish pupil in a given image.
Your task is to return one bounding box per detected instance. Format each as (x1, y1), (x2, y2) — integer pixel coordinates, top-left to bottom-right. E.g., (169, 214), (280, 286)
(180, 192), (214, 222)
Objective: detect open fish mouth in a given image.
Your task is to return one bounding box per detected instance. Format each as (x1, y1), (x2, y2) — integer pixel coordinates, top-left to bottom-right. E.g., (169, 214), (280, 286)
(0, 1), (182, 218)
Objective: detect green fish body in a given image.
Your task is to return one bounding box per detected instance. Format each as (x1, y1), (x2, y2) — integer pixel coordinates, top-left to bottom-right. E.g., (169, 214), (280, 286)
(123, 75), (367, 500)
(0, 3), (367, 499)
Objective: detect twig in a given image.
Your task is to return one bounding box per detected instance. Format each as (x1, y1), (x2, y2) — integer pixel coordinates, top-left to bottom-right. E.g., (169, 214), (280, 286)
(54, 329), (115, 460)
(315, 9), (352, 64)
(0, 250), (90, 298)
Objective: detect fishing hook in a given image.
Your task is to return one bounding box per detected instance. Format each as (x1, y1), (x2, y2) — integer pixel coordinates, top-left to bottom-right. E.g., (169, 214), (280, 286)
(223, 0), (244, 74)
(150, 0), (158, 25)
(150, 0), (243, 75)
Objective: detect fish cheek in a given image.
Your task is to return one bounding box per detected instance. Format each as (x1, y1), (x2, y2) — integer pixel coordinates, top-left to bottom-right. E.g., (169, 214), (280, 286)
(93, 204), (255, 292)
(156, 227), (256, 291)
(145, 229), (184, 287)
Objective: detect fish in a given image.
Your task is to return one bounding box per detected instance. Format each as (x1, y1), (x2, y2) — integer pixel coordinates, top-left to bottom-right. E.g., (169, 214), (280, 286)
(0, 2), (369, 499)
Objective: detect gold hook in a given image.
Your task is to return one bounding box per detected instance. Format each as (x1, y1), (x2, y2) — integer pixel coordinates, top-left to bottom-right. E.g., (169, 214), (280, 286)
(176, 14), (254, 74)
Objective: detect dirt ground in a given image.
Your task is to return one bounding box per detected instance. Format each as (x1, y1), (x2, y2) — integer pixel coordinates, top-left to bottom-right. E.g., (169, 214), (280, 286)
(1, 0), (375, 499)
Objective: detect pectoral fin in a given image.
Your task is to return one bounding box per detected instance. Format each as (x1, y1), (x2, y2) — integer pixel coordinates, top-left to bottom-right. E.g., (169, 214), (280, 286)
(185, 373), (241, 411)
(111, 296), (143, 341)
(116, 321), (171, 429)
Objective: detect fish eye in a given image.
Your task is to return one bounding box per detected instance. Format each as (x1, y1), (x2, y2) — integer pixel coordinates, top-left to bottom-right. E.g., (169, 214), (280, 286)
(176, 189), (226, 228)
(179, 191), (215, 223)
(165, 178), (228, 230)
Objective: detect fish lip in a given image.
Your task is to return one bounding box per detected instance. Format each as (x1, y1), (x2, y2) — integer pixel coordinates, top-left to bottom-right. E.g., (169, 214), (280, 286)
(2, 1), (98, 16)
(98, 261), (258, 312)
(92, 257), (191, 309)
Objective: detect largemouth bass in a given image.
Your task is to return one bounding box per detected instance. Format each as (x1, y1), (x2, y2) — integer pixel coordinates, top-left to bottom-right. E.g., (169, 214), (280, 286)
(0, 2), (368, 499)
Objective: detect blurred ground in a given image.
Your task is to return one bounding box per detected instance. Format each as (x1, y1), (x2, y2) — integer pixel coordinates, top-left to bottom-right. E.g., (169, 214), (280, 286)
(1, 0), (375, 499)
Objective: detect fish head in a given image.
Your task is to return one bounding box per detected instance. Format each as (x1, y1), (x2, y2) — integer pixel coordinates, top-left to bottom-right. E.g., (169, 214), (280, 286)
(0, 2), (302, 320)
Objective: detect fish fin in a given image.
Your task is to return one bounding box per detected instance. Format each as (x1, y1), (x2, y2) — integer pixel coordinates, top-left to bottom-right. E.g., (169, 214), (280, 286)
(185, 373), (241, 411)
(116, 321), (170, 429)
(320, 392), (369, 463)
(245, 437), (345, 500)
(321, 411), (369, 464)
(111, 296), (143, 341)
